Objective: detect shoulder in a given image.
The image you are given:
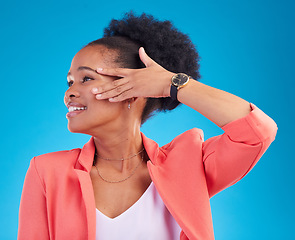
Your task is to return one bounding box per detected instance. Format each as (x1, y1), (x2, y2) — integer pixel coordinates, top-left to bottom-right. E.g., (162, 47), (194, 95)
(161, 128), (204, 151)
(34, 148), (81, 164)
(31, 148), (81, 176)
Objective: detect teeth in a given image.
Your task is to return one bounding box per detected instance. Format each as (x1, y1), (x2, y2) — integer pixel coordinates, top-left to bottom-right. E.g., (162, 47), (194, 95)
(68, 106), (87, 112)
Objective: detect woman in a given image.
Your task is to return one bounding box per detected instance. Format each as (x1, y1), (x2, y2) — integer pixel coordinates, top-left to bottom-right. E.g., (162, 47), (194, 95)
(18, 12), (277, 240)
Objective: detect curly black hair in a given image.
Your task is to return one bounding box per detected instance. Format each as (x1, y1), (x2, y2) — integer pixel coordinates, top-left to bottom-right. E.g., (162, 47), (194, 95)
(87, 12), (200, 124)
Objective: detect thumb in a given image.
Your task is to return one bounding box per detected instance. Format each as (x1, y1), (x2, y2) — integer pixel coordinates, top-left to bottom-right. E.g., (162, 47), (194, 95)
(139, 47), (155, 68)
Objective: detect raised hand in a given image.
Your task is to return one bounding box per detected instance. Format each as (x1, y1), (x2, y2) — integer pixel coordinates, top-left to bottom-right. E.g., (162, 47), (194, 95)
(91, 47), (174, 102)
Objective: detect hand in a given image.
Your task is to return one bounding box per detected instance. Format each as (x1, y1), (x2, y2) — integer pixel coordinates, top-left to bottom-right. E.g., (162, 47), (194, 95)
(92, 47), (174, 102)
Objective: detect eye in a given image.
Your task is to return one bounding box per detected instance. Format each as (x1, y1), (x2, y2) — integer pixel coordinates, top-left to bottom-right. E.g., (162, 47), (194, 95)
(82, 76), (94, 83)
(67, 80), (74, 87)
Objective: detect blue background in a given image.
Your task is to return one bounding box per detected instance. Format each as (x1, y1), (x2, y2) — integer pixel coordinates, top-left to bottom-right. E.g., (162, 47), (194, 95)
(1, 0), (294, 239)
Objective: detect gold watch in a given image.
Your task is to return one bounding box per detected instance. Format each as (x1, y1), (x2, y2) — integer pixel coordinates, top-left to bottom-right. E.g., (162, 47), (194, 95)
(170, 73), (190, 101)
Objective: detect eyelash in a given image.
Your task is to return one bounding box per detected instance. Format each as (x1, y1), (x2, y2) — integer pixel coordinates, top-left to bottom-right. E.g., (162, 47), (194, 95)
(67, 76), (94, 87)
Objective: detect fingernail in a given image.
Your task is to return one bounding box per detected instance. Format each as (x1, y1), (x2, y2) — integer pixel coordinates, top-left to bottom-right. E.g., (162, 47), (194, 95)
(92, 87), (98, 94)
(96, 94), (102, 99)
(97, 68), (103, 72)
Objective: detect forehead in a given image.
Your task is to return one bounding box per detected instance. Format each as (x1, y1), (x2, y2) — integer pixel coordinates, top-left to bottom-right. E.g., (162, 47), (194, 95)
(70, 45), (119, 70)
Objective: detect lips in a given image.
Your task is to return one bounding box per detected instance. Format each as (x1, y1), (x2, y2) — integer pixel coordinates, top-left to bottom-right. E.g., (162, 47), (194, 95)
(66, 102), (87, 118)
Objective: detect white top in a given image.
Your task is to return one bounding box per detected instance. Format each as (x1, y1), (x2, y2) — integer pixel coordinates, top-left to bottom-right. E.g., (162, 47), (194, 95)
(95, 182), (182, 240)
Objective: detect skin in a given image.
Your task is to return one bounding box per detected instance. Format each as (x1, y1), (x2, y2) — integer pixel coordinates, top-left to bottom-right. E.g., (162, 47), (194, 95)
(65, 45), (251, 218)
(95, 47), (251, 128)
(65, 45), (151, 219)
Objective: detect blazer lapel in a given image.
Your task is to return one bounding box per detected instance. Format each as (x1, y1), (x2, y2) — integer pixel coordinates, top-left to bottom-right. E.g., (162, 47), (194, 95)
(74, 137), (96, 240)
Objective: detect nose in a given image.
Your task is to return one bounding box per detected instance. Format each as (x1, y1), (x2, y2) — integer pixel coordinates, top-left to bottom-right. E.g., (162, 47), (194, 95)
(64, 85), (80, 104)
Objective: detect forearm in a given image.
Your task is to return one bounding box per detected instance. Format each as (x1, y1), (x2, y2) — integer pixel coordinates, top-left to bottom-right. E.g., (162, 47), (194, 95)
(93, 47), (251, 126)
(176, 80), (251, 127)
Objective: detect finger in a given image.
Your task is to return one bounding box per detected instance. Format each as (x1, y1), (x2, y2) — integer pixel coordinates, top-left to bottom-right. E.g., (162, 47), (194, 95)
(94, 81), (132, 100)
(109, 87), (134, 102)
(96, 67), (130, 77)
(91, 77), (129, 94)
(139, 47), (156, 68)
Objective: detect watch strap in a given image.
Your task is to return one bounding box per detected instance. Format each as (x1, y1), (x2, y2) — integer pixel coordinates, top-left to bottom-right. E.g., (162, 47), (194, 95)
(170, 84), (178, 101)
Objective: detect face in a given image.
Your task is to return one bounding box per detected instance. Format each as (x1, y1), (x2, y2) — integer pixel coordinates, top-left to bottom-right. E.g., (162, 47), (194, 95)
(65, 45), (126, 135)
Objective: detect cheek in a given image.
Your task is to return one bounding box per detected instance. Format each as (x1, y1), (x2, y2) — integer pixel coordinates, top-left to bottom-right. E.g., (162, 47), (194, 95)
(88, 98), (123, 119)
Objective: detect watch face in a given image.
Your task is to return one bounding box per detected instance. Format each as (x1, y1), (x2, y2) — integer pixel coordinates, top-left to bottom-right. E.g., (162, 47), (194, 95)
(172, 73), (189, 87)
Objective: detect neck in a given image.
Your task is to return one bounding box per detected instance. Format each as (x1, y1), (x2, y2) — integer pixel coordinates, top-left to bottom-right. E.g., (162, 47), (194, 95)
(92, 121), (144, 172)
(93, 128), (143, 159)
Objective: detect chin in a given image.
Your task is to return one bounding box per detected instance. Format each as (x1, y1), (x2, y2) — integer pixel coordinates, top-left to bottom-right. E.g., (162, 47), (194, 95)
(67, 122), (88, 134)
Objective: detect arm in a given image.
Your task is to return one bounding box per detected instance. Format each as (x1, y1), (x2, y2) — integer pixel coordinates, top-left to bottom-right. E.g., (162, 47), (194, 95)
(18, 157), (50, 240)
(176, 80), (251, 127)
(202, 103), (277, 197)
(92, 47), (250, 128)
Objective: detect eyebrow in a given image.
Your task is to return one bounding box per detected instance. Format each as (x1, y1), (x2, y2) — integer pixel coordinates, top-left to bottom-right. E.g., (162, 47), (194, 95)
(67, 66), (98, 77)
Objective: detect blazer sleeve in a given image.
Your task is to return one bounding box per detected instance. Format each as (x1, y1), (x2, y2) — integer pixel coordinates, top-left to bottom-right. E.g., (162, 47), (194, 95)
(18, 157), (50, 240)
(203, 103), (277, 197)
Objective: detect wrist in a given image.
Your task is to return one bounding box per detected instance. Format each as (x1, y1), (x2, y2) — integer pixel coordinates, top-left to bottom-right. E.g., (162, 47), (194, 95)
(163, 72), (175, 97)
(170, 73), (191, 101)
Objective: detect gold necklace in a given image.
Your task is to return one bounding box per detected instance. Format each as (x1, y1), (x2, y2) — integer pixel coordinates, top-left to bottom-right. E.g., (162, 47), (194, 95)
(95, 148), (144, 161)
(94, 153), (144, 183)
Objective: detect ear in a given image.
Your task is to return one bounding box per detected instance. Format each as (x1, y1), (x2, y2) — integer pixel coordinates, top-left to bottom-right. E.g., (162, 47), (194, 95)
(139, 47), (156, 68)
(125, 97), (138, 104)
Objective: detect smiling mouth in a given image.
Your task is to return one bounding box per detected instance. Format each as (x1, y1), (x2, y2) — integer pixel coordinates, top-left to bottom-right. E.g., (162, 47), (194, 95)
(66, 106), (87, 118)
(68, 106), (87, 112)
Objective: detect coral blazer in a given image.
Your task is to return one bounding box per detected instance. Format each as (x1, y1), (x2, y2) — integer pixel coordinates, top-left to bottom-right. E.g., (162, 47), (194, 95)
(18, 104), (277, 240)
